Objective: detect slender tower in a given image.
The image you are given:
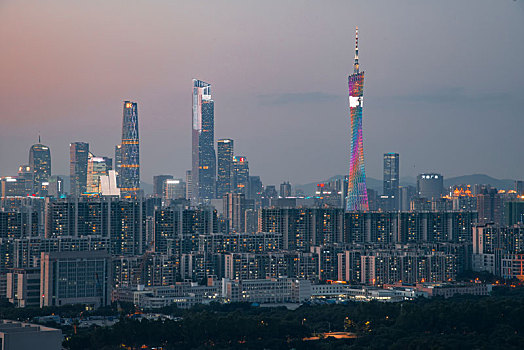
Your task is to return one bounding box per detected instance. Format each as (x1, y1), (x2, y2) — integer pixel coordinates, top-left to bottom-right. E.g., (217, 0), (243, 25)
(346, 27), (369, 211)
(192, 79), (216, 204)
(120, 101), (140, 197)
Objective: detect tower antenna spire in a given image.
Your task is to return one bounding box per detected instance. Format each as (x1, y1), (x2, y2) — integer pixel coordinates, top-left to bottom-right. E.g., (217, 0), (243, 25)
(354, 26), (359, 74)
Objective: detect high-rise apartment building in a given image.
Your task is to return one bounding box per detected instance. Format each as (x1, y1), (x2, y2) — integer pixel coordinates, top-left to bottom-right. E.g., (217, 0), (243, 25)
(383, 153), (399, 211)
(69, 142), (89, 196)
(192, 79), (216, 203)
(346, 27), (369, 211)
(224, 192), (246, 233)
(217, 139), (234, 198)
(29, 142), (51, 195)
(120, 101), (140, 197)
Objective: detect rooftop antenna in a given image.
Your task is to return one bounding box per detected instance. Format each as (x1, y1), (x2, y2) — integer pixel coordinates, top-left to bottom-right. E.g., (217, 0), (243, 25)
(38, 133), (41, 144)
(354, 26), (359, 74)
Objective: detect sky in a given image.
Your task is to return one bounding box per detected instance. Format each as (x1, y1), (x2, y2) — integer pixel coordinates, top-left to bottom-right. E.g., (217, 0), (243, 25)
(1, 0), (523, 186)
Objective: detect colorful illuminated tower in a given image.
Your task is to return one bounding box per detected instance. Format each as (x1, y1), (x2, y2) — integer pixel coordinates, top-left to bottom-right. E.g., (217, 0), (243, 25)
(120, 101), (140, 197)
(346, 26), (369, 211)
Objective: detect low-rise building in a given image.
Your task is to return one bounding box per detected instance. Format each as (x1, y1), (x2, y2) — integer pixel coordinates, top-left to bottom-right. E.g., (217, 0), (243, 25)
(0, 320), (62, 350)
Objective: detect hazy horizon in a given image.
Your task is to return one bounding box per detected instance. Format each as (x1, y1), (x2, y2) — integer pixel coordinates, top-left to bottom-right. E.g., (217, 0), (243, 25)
(1, 0), (523, 185)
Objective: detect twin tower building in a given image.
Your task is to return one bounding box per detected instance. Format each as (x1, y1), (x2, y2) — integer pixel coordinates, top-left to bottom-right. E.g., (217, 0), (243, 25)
(116, 27), (369, 209)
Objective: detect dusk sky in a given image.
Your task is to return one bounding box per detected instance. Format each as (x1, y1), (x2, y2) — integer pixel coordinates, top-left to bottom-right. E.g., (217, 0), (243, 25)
(1, 0), (523, 186)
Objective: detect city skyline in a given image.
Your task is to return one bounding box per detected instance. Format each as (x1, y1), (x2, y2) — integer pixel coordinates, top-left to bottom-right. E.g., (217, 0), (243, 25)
(1, 1), (523, 185)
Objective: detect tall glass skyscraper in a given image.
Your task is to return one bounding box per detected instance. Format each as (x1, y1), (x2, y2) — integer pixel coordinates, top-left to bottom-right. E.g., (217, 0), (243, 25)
(383, 153), (399, 211)
(70, 142), (89, 196)
(120, 101), (140, 197)
(192, 79), (216, 203)
(346, 27), (369, 211)
(29, 141), (51, 195)
(216, 139), (234, 198)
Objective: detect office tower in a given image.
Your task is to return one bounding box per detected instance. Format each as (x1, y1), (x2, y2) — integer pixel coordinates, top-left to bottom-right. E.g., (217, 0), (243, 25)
(69, 142), (89, 196)
(417, 173), (444, 200)
(29, 141), (51, 195)
(280, 182), (292, 198)
(232, 156), (249, 194)
(86, 154), (112, 193)
(114, 144), (123, 187)
(153, 175), (173, 197)
(47, 175), (64, 198)
(191, 79), (216, 203)
(346, 27), (369, 211)
(17, 165), (33, 195)
(516, 181), (524, 196)
(99, 170), (120, 196)
(40, 250), (112, 308)
(216, 139), (234, 198)
(120, 101), (140, 196)
(248, 176), (263, 200)
(164, 179), (186, 201)
(383, 153), (399, 211)
(224, 192), (246, 232)
(185, 170), (192, 201)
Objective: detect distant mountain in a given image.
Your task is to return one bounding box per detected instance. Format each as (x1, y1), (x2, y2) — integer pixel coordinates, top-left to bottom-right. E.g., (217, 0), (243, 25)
(444, 174), (516, 190)
(294, 173), (517, 196)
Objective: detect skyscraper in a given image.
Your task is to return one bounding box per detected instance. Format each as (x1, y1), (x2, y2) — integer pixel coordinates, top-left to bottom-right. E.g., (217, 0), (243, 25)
(114, 144), (123, 187)
(232, 156), (249, 195)
(192, 79), (216, 203)
(29, 141), (51, 195)
(217, 139), (234, 198)
(346, 27), (369, 211)
(120, 101), (140, 197)
(153, 175), (174, 197)
(383, 153), (399, 211)
(86, 153), (112, 193)
(70, 142), (89, 196)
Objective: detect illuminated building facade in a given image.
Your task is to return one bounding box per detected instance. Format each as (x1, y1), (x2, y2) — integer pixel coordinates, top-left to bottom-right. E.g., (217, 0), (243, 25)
(192, 79), (216, 203)
(346, 27), (369, 211)
(120, 101), (140, 196)
(70, 142), (89, 196)
(29, 142), (51, 195)
(114, 144), (123, 187)
(232, 156), (249, 194)
(217, 139), (234, 198)
(86, 154), (112, 193)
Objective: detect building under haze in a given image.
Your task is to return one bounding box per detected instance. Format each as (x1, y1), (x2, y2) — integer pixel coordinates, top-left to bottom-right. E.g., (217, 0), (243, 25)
(86, 154), (112, 193)
(153, 175), (174, 197)
(28, 141), (51, 196)
(232, 156), (249, 195)
(383, 153), (399, 211)
(417, 173), (444, 200)
(70, 142), (89, 197)
(119, 101), (140, 197)
(114, 144), (123, 187)
(346, 27), (369, 211)
(216, 139), (234, 198)
(192, 79), (216, 203)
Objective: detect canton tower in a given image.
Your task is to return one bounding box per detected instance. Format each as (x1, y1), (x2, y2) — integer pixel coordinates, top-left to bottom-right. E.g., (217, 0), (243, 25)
(346, 26), (369, 211)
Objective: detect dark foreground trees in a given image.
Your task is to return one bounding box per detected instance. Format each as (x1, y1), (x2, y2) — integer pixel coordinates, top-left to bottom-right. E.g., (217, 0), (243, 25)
(61, 289), (524, 350)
